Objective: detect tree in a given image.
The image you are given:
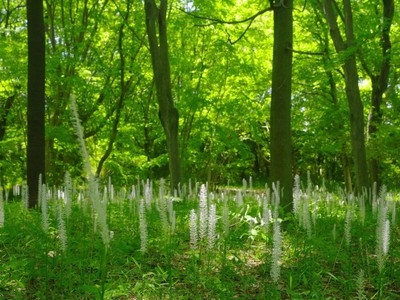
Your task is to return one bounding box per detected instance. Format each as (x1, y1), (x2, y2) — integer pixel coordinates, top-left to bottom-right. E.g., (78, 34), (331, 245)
(27, 0), (45, 208)
(362, 0), (395, 189)
(322, 0), (369, 192)
(309, 3), (353, 192)
(270, 0), (293, 213)
(0, 93), (15, 141)
(176, 2), (275, 185)
(44, 0), (113, 184)
(95, 1), (143, 177)
(144, 0), (181, 190)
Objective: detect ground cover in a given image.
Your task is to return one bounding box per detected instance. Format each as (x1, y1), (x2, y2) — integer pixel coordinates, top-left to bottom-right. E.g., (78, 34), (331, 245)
(0, 177), (399, 299)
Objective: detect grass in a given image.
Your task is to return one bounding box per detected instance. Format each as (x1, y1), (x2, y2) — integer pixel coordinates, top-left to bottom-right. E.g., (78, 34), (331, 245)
(0, 179), (399, 299)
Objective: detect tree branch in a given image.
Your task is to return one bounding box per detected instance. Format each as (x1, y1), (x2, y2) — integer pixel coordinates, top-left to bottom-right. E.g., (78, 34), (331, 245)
(288, 47), (325, 56)
(182, 5), (273, 45)
(227, 18), (254, 45)
(181, 6), (273, 25)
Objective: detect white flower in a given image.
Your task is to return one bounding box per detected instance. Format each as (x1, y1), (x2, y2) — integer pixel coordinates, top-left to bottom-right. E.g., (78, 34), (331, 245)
(207, 204), (216, 250)
(57, 203), (67, 252)
(222, 198), (230, 238)
(199, 184), (208, 241)
(376, 198), (390, 273)
(47, 250), (57, 258)
(382, 220), (390, 256)
(64, 172), (73, 219)
(270, 219), (282, 283)
(356, 269), (365, 300)
(293, 174), (301, 215)
(0, 190), (4, 228)
(345, 207), (352, 247)
(189, 209), (198, 250)
(41, 184), (49, 234)
(139, 199), (148, 252)
(236, 190), (243, 208)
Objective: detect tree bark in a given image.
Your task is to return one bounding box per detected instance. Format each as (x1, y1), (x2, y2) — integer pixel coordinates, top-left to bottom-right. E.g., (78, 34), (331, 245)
(144, 0), (181, 190)
(323, 0), (369, 192)
(27, 0), (46, 208)
(270, 0), (293, 213)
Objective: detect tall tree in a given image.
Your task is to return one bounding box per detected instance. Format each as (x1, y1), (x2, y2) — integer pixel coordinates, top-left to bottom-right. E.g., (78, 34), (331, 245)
(144, 0), (181, 190)
(270, 0), (293, 213)
(322, 0), (369, 192)
(27, 0), (46, 208)
(363, 0), (395, 189)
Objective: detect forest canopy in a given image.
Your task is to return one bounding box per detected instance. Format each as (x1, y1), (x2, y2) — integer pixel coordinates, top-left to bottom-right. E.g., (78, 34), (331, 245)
(0, 0), (399, 190)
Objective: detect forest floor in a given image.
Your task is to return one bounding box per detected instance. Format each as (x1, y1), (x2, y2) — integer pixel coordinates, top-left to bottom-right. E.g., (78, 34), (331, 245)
(0, 180), (399, 299)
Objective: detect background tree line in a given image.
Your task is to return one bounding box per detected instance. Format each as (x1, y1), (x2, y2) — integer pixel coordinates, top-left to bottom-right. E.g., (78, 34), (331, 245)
(1, 0), (399, 197)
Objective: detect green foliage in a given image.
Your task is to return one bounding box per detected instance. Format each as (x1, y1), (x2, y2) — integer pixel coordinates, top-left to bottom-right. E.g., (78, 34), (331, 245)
(0, 0), (400, 187)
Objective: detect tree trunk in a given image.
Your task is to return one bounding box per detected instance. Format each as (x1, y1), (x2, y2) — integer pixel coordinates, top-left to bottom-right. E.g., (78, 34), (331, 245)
(27, 0), (46, 208)
(343, 151), (353, 193)
(323, 0), (369, 193)
(316, 5), (354, 193)
(366, 0), (394, 189)
(144, 0), (181, 190)
(270, 0), (293, 213)
(343, 57), (369, 192)
(0, 94), (15, 141)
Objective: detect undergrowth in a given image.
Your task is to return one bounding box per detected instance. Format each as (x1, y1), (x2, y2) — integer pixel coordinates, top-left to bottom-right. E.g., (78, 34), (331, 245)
(0, 178), (399, 299)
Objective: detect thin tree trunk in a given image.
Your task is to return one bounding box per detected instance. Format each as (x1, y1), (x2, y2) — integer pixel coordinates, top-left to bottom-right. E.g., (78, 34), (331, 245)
(366, 0), (394, 189)
(323, 0), (369, 192)
(270, 0), (293, 213)
(96, 10), (138, 177)
(0, 94), (15, 141)
(144, 0), (181, 190)
(343, 151), (353, 193)
(0, 93), (16, 186)
(314, 3), (354, 192)
(27, 0), (46, 208)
